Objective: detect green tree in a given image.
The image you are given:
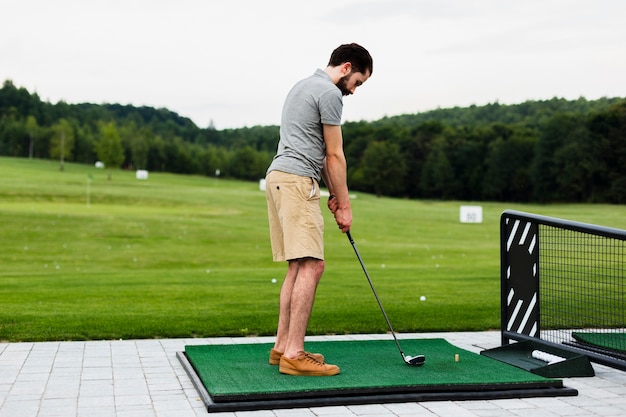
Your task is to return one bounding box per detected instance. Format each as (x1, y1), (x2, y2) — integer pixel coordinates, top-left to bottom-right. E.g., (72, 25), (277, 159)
(0, 116), (26, 157)
(162, 136), (192, 174)
(398, 121), (445, 198)
(228, 146), (266, 181)
(50, 118), (75, 171)
(72, 122), (97, 163)
(96, 122), (125, 180)
(146, 135), (166, 172)
(586, 102), (626, 202)
(25, 115), (38, 158)
(531, 114), (583, 202)
(419, 136), (455, 199)
(129, 127), (150, 170)
(360, 141), (407, 197)
(482, 127), (537, 201)
(446, 126), (490, 200)
(552, 124), (594, 201)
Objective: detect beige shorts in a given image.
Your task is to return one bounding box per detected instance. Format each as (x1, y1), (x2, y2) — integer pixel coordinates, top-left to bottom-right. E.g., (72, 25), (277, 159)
(266, 170), (324, 262)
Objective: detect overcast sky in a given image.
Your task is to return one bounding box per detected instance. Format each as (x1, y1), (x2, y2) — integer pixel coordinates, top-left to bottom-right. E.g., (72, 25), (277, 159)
(3, 0), (625, 129)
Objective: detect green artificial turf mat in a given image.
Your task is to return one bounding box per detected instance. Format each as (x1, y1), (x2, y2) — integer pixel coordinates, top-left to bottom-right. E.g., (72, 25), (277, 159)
(572, 332), (626, 354)
(180, 338), (576, 412)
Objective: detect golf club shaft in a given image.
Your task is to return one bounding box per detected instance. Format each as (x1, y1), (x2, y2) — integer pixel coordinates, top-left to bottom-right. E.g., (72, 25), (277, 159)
(346, 230), (406, 360)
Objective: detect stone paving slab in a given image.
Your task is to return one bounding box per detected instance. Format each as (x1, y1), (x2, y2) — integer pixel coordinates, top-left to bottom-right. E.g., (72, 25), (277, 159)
(1, 332), (626, 417)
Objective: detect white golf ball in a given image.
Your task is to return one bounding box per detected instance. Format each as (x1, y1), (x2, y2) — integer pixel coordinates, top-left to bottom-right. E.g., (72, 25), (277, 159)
(420, 296), (426, 301)
(271, 278), (277, 284)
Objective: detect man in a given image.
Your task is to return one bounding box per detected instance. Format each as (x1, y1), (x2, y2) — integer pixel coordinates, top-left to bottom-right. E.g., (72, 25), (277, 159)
(265, 43), (373, 376)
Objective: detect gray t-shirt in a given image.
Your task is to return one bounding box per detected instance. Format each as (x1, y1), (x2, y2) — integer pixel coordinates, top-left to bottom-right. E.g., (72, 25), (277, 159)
(267, 69), (343, 181)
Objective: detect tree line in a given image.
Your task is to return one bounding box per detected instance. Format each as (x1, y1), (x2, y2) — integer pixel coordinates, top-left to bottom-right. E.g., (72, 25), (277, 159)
(1, 79), (625, 203)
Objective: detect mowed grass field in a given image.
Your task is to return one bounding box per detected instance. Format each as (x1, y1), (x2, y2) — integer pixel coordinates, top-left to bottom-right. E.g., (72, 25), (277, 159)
(2, 156), (625, 342)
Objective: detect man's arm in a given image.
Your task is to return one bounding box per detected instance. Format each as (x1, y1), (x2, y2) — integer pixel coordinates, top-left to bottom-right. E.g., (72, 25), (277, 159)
(322, 124), (351, 232)
(321, 158), (337, 214)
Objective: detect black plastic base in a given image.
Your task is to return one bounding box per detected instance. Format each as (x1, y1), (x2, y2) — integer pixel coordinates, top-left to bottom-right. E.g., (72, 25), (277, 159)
(177, 351), (578, 413)
(481, 340), (595, 378)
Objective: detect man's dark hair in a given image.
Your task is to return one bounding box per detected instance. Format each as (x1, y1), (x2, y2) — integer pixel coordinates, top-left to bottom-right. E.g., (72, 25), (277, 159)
(328, 43), (373, 76)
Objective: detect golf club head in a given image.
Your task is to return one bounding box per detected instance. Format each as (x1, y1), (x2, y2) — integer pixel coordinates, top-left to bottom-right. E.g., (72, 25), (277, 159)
(403, 354), (426, 366)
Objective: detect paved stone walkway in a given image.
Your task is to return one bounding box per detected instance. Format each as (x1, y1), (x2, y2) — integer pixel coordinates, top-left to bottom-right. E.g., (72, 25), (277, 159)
(2, 331), (626, 416)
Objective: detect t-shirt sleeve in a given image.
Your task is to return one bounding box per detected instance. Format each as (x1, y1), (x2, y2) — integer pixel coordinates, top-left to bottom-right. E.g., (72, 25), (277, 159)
(319, 89), (343, 126)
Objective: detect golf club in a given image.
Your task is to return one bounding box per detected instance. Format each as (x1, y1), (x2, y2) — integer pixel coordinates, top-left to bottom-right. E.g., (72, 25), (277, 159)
(346, 230), (425, 366)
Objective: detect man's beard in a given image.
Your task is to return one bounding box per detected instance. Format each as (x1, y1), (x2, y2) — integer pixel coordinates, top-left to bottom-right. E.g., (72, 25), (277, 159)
(336, 74), (352, 96)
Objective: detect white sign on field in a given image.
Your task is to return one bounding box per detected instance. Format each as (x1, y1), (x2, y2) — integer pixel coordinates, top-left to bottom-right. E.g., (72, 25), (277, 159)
(460, 205), (483, 223)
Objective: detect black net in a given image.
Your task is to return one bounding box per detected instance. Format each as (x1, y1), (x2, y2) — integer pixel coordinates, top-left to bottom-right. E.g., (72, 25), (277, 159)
(539, 224), (626, 357)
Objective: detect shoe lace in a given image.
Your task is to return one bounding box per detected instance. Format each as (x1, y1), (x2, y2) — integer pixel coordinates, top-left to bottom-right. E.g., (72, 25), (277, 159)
(302, 352), (323, 365)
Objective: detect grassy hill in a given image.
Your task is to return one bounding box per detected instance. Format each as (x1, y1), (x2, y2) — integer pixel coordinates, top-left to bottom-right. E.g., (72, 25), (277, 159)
(1, 157), (625, 342)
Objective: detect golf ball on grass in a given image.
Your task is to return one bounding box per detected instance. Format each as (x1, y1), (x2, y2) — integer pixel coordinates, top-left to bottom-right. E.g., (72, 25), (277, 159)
(271, 278), (277, 284)
(420, 296), (426, 301)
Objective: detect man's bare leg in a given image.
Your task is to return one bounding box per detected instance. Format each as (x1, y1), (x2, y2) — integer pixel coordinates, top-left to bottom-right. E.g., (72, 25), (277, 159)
(273, 260), (300, 353)
(272, 257), (339, 375)
(282, 257), (325, 359)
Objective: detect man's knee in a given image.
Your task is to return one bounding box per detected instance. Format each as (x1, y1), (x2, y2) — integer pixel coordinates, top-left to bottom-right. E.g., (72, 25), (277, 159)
(312, 259), (325, 277)
(299, 257), (325, 277)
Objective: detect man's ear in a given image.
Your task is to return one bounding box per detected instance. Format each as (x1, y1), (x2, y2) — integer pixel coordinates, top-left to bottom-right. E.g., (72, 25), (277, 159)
(341, 62), (352, 75)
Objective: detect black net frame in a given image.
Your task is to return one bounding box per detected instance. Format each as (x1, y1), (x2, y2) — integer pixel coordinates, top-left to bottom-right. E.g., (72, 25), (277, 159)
(501, 210), (626, 370)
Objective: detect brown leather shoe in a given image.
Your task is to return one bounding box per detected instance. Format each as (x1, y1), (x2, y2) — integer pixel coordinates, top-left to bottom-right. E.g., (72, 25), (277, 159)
(269, 348), (324, 365)
(279, 352), (339, 376)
